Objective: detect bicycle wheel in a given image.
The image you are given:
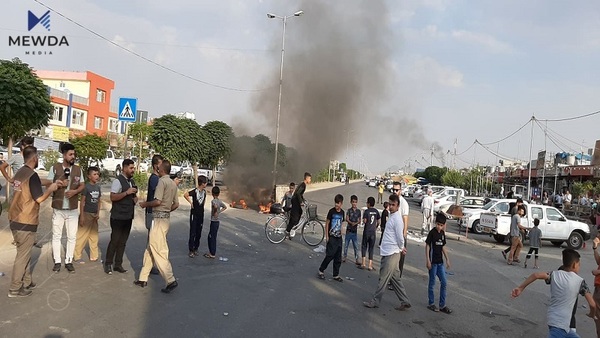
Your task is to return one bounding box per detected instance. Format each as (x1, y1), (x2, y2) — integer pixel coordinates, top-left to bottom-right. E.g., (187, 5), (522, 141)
(265, 215), (287, 244)
(302, 220), (325, 246)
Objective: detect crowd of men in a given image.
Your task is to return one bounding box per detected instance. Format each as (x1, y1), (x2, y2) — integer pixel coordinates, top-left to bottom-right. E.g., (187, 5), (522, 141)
(2, 139), (181, 297)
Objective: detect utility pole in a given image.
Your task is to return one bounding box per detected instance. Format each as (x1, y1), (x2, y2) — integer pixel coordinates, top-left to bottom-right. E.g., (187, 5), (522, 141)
(526, 116), (534, 201)
(453, 139), (457, 170)
(430, 144), (435, 167)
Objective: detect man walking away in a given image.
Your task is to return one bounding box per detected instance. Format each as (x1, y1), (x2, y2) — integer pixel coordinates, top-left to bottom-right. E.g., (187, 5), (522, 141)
(421, 189), (434, 236)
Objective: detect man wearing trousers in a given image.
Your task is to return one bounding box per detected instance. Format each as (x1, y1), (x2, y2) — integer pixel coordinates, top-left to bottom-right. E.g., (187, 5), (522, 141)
(104, 159), (137, 275)
(47, 143), (84, 273)
(363, 194), (412, 310)
(135, 160), (179, 293)
(421, 189), (434, 235)
(8, 147), (58, 297)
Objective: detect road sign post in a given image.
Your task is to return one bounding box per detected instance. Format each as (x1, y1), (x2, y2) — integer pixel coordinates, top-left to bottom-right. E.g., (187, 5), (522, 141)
(118, 98), (137, 158)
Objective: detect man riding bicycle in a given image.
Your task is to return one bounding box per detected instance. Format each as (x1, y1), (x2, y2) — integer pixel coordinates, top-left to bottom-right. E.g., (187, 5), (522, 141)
(286, 172), (311, 240)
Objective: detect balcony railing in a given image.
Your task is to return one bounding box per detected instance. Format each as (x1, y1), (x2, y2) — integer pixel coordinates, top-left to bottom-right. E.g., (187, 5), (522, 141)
(48, 87), (89, 105)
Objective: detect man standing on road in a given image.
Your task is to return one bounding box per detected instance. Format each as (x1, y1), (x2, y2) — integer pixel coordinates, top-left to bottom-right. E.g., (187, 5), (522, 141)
(502, 198), (524, 260)
(135, 160), (179, 293)
(363, 194), (412, 310)
(286, 172), (311, 240)
(47, 143), (85, 274)
(421, 189), (434, 236)
(8, 146), (59, 297)
(392, 181), (410, 279)
(144, 154), (163, 274)
(104, 159), (137, 275)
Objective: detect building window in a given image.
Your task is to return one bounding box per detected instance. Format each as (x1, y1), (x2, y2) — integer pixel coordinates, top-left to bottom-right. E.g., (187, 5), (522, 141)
(53, 106), (64, 122)
(108, 118), (119, 133)
(72, 110), (86, 127)
(94, 116), (103, 129)
(96, 89), (106, 103)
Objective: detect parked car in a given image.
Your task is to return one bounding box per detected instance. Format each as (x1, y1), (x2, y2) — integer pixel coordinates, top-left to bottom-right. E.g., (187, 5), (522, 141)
(458, 199), (516, 234)
(480, 204), (591, 250)
(368, 179), (377, 187)
(438, 196), (486, 219)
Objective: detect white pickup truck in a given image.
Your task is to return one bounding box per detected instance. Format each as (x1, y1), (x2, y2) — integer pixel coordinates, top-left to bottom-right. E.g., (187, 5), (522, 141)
(92, 149), (124, 177)
(480, 204), (591, 250)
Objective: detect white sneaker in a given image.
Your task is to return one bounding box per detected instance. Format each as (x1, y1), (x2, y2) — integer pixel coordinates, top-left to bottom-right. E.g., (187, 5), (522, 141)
(290, 230), (296, 238)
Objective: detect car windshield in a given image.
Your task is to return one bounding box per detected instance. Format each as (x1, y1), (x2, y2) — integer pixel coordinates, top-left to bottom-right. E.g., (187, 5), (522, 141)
(482, 201), (496, 210)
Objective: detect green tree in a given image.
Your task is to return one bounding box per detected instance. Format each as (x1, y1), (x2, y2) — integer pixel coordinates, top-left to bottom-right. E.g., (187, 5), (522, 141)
(0, 58), (53, 198)
(128, 122), (153, 171)
(71, 134), (109, 175)
(149, 115), (209, 185)
(417, 166), (448, 185)
(441, 170), (465, 188)
(201, 120), (233, 184)
(40, 148), (60, 171)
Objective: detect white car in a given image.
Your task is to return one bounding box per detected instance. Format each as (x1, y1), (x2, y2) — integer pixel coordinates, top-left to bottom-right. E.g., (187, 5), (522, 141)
(437, 197), (486, 219)
(368, 180), (377, 187)
(458, 199), (517, 234)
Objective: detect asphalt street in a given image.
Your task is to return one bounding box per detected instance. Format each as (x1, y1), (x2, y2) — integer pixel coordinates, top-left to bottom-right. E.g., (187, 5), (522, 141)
(0, 181), (597, 337)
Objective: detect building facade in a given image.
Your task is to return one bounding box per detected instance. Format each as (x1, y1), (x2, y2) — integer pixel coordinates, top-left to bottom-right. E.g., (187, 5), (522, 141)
(35, 70), (124, 144)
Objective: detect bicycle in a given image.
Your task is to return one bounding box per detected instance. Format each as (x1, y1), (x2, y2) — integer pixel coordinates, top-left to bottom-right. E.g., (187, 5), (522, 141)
(265, 202), (325, 246)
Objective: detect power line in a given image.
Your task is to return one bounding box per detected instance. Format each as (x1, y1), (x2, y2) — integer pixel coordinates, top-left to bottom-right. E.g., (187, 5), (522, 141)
(478, 118), (531, 146)
(33, 0), (271, 92)
(539, 109), (600, 122)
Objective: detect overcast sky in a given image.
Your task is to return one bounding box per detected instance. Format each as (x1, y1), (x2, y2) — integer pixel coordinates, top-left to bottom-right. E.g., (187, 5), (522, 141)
(2, 0), (600, 175)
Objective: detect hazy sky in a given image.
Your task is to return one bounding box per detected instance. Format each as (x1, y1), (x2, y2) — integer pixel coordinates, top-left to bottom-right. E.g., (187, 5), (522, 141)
(2, 0), (600, 175)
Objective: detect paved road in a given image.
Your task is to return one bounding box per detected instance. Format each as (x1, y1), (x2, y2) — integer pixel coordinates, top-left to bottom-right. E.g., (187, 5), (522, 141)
(0, 182), (597, 337)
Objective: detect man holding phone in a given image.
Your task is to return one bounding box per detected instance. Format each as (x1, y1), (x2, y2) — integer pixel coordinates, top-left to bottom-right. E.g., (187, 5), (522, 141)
(104, 159), (137, 275)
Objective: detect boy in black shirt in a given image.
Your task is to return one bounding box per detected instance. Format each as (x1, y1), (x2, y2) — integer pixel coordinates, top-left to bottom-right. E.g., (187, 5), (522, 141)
(360, 197), (380, 271)
(425, 212), (452, 314)
(344, 195), (361, 265)
(183, 175), (208, 257)
(379, 202), (389, 247)
(318, 194), (344, 282)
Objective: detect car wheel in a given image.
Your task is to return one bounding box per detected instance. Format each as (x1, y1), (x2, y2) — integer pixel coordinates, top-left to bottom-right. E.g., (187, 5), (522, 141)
(471, 220), (483, 234)
(567, 232), (583, 250)
(493, 234), (505, 243)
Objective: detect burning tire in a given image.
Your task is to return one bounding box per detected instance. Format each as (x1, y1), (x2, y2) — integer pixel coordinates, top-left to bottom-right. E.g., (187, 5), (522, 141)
(265, 215), (287, 244)
(301, 220), (325, 246)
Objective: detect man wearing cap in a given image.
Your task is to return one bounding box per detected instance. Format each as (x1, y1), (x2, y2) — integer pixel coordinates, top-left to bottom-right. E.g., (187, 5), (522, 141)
(425, 212), (452, 313)
(421, 189), (434, 236)
(47, 143), (85, 274)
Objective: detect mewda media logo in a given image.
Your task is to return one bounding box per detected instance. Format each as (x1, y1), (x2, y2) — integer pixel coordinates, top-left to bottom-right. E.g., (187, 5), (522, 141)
(28, 10), (51, 31)
(8, 9), (70, 55)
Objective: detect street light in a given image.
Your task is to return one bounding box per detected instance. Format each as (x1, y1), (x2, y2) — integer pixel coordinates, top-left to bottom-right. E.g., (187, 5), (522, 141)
(267, 10), (303, 189)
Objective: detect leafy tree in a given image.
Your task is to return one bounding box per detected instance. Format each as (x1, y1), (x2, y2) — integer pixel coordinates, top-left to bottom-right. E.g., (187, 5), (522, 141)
(441, 170), (465, 188)
(201, 120), (233, 184)
(71, 134), (109, 175)
(339, 163), (347, 172)
(417, 166), (448, 185)
(40, 148), (60, 171)
(149, 115), (209, 185)
(128, 122), (153, 170)
(0, 58), (53, 198)
(0, 58), (53, 147)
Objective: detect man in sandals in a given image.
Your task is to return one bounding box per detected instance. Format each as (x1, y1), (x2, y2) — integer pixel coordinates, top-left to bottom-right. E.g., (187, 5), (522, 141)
(363, 194), (412, 310)
(425, 212), (452, 314)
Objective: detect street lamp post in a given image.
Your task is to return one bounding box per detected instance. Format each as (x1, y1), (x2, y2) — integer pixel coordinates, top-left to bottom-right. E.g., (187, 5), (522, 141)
(267, 10), (303, 190)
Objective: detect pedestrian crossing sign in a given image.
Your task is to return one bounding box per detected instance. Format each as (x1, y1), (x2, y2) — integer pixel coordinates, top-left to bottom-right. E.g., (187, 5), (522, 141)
(118, 97), (137, 122)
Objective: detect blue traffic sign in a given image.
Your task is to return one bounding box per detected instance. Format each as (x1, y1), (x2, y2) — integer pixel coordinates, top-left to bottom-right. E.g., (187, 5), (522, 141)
(118, 97), (137, 122)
